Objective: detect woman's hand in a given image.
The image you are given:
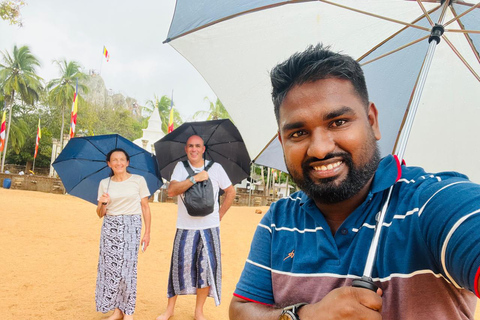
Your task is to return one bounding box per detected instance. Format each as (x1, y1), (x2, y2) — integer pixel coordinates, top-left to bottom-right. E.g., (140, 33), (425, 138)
(141, 233), (150, 252)
(96, 193), (110, 218)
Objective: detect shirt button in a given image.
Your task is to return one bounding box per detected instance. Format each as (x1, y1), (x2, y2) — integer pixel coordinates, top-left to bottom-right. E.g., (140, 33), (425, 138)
(340, 228), (348, 235)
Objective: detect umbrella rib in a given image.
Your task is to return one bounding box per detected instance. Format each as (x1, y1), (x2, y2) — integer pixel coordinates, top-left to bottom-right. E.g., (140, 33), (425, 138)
(444, 2), (480, 28)
(442, 34), (480, 81)
(449, 5), (480, 65)
(253, 134), (279, 163)
(356, 5), (440, 62)
(445, 29), (480, 34)
(203, 123), (223, 147)
(164, 1), (293, 42)
(415, 0), (435, 27)
(318, 0), (430, 32)
(360, 35), (429, 66)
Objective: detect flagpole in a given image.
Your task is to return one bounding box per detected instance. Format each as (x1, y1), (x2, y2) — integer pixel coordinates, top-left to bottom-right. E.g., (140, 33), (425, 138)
(100, 46), (104, 75)
(1, 100), (11, 173)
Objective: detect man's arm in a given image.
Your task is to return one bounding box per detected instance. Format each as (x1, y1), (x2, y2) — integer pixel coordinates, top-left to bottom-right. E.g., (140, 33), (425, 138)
(167, 170), (209, 197)
(219, 185), (235, 220)
(230, 287), (383, 320)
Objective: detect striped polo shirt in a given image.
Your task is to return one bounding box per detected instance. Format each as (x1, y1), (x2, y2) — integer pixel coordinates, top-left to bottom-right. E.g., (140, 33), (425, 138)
(234, 155), (480, 319)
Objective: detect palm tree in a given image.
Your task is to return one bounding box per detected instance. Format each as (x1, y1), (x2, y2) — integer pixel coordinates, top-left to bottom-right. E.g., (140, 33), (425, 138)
(145, 95), (182, 134)
(193, 97), (232, 121)
(46, 59), (88, 149)
(0, 45), (43, 172)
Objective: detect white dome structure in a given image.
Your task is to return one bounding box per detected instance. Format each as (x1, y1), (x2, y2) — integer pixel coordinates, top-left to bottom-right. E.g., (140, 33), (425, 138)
(134, 107), (165, 154)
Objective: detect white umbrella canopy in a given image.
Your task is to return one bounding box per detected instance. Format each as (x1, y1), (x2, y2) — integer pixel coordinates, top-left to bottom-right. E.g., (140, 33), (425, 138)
(165, 0), (480, 181)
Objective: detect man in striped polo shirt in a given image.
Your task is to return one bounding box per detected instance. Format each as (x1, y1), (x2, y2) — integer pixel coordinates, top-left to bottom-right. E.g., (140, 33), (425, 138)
(230, 44), (480, 320)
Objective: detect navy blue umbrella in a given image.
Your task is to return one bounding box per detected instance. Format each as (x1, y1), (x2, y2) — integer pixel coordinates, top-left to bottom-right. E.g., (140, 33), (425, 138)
(52, 134), (162, 205)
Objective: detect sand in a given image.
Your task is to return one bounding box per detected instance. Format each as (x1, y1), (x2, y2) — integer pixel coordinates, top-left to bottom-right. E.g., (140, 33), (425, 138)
(1, 188), (479, 320)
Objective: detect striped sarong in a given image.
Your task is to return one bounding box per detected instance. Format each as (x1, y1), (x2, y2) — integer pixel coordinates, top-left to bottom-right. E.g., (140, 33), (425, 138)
(167, 227), (222, 306)
(95, 214), (142, 315)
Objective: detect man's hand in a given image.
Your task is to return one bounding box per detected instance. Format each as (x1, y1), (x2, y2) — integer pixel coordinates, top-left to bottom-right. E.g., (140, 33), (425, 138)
(298, 287), (382, 319)
(230, 286), (382, 320)
(194, 170), (209, 183)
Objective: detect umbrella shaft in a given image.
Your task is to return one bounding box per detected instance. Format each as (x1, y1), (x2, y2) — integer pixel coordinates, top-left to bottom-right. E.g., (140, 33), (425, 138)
(394, 41), (439, 159)
(362, 4), (448, 278)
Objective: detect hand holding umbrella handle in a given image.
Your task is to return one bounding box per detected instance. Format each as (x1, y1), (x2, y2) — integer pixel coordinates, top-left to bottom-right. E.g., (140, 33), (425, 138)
(352, 276), (378, 292)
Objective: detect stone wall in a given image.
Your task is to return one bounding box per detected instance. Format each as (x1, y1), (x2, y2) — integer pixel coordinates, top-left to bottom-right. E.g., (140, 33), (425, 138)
(0, 173), (65, 194)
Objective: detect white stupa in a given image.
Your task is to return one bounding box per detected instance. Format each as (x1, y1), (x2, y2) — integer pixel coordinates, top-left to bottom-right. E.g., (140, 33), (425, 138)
(134, 107), (165, 154)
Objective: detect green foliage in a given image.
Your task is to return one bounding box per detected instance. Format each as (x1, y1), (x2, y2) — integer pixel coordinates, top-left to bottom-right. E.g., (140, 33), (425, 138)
(0, 45), (43, 105)
(46, 59), (88, 147)
(193, 97), (232, 122)
(145, 95), (183, 134)
(0, 0), (25, 26)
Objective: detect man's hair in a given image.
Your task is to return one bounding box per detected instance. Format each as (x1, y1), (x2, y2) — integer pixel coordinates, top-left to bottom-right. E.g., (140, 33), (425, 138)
(270, 43), (369, 123)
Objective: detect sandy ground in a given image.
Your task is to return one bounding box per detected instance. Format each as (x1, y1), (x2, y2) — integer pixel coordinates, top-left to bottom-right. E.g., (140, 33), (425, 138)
(1, 188), (479, 320)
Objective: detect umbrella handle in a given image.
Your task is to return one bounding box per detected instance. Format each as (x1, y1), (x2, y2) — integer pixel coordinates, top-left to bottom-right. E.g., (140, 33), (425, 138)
(352, 276), (378, 292)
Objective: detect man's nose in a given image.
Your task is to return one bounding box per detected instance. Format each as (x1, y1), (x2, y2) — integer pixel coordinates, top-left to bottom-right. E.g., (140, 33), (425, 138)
(306, 129), (335, 160)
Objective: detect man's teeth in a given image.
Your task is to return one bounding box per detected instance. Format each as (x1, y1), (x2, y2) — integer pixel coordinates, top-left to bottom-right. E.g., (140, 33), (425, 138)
(313, 161), (342, 171)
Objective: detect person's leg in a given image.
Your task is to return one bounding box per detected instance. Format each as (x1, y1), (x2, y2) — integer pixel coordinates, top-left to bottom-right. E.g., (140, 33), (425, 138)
(156, 295), (178, 320)
(123, 313), (133, 320)
(104, 308), (123, 320)
(194, 287), (210, 320)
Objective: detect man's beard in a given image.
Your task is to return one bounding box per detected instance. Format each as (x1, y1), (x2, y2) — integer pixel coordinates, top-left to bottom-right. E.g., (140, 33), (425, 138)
(288, 144), (381, 204)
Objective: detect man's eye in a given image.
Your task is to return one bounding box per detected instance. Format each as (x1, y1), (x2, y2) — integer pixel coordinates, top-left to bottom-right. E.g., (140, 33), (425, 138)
(290, 130), (306, 138)
(332, 119), (346, 127)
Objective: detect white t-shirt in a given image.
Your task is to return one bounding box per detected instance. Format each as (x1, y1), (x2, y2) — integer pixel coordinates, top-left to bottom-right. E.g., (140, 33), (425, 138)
(97, 174), (150, 216)
(171, 160), (232, 230)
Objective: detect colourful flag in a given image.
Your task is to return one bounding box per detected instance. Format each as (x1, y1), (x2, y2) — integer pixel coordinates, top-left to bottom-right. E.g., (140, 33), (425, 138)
(0, 109), (5, 152)
(34, 118), (41, 159)
(103, 46), (110, 62)
(167, 98), (174, 133)
(69, 79), (78, 138)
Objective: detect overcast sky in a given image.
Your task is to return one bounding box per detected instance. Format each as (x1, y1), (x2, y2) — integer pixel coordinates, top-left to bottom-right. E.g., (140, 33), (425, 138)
(0, 0), (216, 120)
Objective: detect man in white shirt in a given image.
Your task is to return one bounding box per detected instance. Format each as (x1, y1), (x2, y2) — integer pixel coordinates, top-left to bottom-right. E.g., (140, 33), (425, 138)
(156, 135), (236, 320)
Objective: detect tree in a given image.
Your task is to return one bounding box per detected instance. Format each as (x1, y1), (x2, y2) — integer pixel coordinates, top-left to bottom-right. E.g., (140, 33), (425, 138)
(0, 44), (43, 172)
(145, 95), (182, 134)
(193, 97), (232, 121)
(46, 59), (88, 149)
(0, 0), (25, 26)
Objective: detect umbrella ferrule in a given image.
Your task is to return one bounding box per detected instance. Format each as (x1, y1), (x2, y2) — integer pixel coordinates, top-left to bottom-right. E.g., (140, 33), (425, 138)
(428, 24), (445, 44)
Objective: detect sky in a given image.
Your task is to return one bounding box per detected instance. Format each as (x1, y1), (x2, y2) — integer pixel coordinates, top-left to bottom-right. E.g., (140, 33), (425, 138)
(0, 0), (216, 120)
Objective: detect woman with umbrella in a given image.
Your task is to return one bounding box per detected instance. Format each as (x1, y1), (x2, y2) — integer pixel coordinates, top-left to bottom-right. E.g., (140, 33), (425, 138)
(95, 148), (152, 320)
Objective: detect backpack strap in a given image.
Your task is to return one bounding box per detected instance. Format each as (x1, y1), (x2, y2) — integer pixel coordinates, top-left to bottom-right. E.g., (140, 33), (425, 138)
(182, 160), (195, 177)
(183, 160), (215, 177)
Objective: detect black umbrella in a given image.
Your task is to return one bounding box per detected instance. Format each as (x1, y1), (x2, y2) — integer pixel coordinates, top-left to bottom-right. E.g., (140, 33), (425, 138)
(154, 119), (251, 185)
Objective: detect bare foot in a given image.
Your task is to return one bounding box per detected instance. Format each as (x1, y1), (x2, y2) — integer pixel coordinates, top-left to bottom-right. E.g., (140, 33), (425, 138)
(123, 315), (134, 320)
(104, 309), (123, 320)
(194, 312), (207, 320)
(156, 312), (173, 320)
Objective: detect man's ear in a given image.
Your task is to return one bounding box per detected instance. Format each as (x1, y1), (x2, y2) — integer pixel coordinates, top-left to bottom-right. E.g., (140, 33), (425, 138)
(368, 102), (381, 141)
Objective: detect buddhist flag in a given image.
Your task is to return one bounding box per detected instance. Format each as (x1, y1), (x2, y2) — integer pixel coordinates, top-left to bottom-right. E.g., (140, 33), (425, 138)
(0, 109), (5, 152)
(167, 98), (174, 133)
(103, 46), (110, 62)
(69, 79), (78, 138)
(34, 118), (41, 159)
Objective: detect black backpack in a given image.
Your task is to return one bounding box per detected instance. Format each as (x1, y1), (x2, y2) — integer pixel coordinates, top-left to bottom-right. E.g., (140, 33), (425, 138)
(181, 160), (215, 217)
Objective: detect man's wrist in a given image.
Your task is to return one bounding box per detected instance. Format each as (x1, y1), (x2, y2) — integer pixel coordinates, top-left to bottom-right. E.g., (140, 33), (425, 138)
(189, 176), (196, 184)
(279, 303), (307, 320)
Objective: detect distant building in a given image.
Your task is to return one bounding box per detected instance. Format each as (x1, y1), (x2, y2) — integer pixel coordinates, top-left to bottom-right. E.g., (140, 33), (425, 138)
(134, 107), (164, 154)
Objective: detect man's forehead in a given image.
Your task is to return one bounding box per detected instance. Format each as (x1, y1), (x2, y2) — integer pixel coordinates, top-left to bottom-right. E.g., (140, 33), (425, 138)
(186, 135), (204, 145)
